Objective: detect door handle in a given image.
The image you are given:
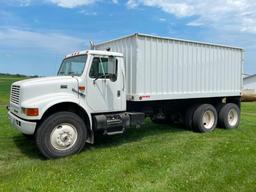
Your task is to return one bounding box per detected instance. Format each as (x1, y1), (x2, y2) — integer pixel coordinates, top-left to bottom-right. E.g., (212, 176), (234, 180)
(117, 90), (121, 97)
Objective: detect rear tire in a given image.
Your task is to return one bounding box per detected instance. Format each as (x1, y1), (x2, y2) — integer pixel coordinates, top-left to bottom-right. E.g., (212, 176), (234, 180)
(184, 105), (199, 130)
(193, 104), (218, 133)
(150, 117), (167, 124)
(36, 112), (87, 159)
(150, 113), (167, 124)
(218, 103), (240, 129)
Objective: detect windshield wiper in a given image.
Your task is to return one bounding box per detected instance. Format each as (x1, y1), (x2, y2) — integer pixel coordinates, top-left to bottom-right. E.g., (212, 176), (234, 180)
(58, 72), (65, 75)
(68, 72), (75, 75)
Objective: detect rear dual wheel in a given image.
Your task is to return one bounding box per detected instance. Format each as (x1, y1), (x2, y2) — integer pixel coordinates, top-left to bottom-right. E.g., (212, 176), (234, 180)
(192, 104), (218, 132)
(218, 103), (240, 129)
(185, 105), (199, 130)
(185, 104), (217, 132)
(185, 103), (240, 132)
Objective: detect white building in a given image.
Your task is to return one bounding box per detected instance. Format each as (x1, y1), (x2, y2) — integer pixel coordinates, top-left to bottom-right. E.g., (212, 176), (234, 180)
(243, 73), (250, 78)
(243, 74), (256, 90)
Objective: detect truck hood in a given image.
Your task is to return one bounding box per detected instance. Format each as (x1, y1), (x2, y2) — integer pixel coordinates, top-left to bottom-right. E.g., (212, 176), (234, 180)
(11, 76), (79, 107)
(13, 76), (77, 87)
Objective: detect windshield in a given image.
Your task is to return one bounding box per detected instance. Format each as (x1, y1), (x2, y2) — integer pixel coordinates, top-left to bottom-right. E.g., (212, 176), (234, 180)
(58, 55), (87, 76)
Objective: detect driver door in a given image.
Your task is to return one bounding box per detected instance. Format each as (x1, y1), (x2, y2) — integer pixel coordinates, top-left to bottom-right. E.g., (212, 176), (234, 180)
(86, 55), (124, 113)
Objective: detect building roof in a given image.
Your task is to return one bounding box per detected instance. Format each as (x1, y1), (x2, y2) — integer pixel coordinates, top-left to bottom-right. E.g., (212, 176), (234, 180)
(244, 74), (256, 80)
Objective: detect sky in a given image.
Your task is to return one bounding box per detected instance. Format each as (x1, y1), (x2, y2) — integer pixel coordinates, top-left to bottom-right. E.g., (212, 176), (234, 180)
(0, 0), (255, 76)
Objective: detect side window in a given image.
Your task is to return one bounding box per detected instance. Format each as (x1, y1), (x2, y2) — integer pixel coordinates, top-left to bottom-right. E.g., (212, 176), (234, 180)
(89, 56), (118, 81)
(89, 57), (100, 78)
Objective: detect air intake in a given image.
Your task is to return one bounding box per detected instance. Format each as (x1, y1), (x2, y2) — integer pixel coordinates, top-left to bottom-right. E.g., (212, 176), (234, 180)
(11, 85), (20, 105)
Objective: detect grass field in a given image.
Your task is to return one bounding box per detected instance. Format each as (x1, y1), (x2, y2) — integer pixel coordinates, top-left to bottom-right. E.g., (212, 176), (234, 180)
(0, 76), (25, 105)
(0, 76), (256, 191)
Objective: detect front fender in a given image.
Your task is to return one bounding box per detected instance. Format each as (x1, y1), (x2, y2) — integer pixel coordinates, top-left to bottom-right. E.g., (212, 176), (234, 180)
(21, 93), (79, 120)
(21, 92), (94, 144)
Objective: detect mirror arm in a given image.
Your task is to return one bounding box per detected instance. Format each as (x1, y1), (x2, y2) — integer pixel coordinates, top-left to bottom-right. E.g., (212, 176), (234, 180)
(93, 77), (98, 84)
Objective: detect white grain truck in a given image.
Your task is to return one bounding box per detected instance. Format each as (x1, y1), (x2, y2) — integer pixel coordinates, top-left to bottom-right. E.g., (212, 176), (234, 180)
(8, 33), (243, 158)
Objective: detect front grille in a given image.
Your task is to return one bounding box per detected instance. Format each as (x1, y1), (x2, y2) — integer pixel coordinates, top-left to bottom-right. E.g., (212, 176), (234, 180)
(11, 85), (20, 105)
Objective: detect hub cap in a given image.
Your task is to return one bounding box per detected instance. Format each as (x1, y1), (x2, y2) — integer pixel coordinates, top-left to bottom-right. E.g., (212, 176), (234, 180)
(50, 123), (78, 151)
(228, 108), (238, 126)
(202, 110), (215, 129)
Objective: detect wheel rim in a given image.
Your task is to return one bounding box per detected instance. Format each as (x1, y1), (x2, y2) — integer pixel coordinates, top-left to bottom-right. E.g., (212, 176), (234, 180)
(50, 123), (78, 151)
(202, 110), (215, 129)
(228, 108), (238, 126)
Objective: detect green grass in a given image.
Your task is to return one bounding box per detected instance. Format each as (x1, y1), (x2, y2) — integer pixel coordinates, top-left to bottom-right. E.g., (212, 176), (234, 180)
(0, 77), (256, 191)
(0, 76), (25, 105)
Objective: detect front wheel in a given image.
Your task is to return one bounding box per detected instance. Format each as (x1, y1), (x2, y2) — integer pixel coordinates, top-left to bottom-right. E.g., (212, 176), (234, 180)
(36, 112), (87, 159)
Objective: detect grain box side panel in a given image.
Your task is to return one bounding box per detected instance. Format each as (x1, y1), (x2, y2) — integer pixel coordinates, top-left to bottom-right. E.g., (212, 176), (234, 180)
(135, 35), (242, 101)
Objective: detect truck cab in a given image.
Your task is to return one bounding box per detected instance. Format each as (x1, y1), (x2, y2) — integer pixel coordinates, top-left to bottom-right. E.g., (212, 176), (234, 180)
(8, 50), (143, 158)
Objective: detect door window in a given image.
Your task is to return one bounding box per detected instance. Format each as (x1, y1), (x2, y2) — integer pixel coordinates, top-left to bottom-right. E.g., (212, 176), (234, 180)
(89, 56), (118, 82)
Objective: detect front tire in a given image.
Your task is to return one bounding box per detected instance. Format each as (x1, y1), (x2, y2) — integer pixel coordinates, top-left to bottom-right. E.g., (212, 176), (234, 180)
(218, 103), (240, 129)
(36, 112), (87, 159)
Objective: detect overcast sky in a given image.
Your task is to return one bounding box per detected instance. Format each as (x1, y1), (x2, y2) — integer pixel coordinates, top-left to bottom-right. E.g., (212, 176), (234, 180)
(0, 0), (255, 76)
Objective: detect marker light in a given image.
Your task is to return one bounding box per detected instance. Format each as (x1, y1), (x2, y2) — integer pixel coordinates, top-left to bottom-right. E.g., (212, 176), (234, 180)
(79, 86), (86, 91)
(22, 108), (39, 116)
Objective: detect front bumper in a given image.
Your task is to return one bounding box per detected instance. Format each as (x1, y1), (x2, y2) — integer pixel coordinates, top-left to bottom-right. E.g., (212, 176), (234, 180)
(8, 111), (37, 135)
